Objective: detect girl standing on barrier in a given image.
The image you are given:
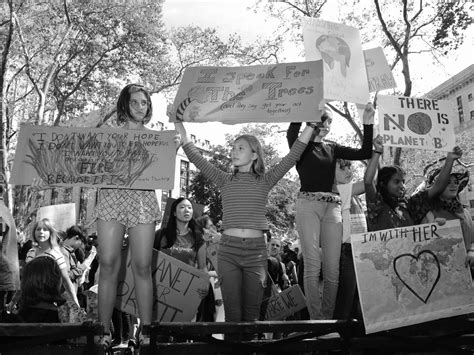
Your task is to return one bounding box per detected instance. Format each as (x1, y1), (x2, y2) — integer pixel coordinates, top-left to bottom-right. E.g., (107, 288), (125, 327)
(94, 84), (160, 350)
(171, 105), (316, 330)
(287, 103), (374, 320)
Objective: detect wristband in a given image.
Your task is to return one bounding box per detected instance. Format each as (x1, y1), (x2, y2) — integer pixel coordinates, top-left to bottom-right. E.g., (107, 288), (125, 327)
(373, 150), (383, 154)
(306, 122), (317, 129)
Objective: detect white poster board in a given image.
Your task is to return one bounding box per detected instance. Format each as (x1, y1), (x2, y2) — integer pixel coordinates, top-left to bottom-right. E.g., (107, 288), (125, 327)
(171, 61), (324, 124)
(377, 95), (456, 151)
(302, 17), (369, 104)
(37, 203), (76, 232)
(10, 126), (176, 189)
(352, 221), (474, 334)
(363, 47), (397, 92)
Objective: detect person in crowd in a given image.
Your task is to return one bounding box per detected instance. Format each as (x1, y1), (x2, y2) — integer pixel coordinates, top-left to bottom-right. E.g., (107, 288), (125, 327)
(0, 182), (20, 313)
(93, 84), (160, 349)
(61, 225), (88, 291)
(364, 136), (463, 231)
(2, 256), (65, 323)
(173, 103), (316, 333)
(281, 244), (298, 286)
(154, 198), (211, 323)
(266, 236), (290, 291)
(420, 168), (474, 273)
(26, 218), (79, 306)
(333, 159), (366, 320)
(154, 197), (207, 270)
(286, 103), (374, 320)
(196, 214), (221, 273)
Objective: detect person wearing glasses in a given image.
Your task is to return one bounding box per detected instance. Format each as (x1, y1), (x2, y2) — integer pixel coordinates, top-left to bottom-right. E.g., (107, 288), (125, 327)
(94, 84), (160, 350)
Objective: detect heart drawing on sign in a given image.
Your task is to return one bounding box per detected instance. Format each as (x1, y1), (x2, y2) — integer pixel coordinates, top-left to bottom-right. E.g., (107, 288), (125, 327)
(393, 250), (441, 304)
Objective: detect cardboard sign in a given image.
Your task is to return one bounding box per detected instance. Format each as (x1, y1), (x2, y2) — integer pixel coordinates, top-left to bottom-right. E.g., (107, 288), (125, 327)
(10, 126), (176, 189)
(351, 221), (474, 334)
(363, 47), (397, 92)
(377, 95), (456, 151)
(116, 248), (209, 322)
(37, 203), (76, 232)
(302, 17), (369, 104)
(262, 284), (307, 320)
(171, 61), (324, 124)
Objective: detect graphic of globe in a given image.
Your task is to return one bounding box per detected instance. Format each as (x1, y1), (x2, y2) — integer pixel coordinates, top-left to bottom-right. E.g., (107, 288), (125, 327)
(407, 112), (432, 135)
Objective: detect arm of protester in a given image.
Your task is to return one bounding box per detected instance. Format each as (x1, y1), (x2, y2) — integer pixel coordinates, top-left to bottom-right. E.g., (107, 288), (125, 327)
(351, 180), (365, 196)
(364, 135), (383, 202)
(426, 146), (463, 199)
(197, 244), (208, 272)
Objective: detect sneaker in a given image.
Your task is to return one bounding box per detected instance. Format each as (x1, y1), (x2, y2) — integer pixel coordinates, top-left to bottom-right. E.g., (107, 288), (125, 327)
(95, 332), (112, 350)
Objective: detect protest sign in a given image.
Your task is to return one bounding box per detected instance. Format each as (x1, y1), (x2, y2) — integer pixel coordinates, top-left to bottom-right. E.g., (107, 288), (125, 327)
(363, 47), (397, 92)
(262, 284), (307, 320)
(37, 203), (76, 232)
(302, 17), (369, 104)
(171, 61), (324, 124)
(10, 126), (176, 189)
(351, 221), (474, 334)
(377, 95), (456, 151)
(116, 248), (209, 322)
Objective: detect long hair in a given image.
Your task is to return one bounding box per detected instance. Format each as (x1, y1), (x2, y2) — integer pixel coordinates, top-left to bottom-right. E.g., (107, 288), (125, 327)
(232, 135), (265, 176)
(158, 197), (204, 252)
(116, 83), (153, 125)
(31, 218), (60, 248)
(376, 165), (406, 209)
(20, 256), (65, 308)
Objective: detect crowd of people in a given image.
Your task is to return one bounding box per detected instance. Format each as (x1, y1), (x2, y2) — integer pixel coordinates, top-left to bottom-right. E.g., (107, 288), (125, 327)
(0, 83), (472, 352)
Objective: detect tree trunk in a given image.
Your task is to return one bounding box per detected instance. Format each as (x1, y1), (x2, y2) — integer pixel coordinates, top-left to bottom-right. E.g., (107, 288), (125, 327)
(0, 3), (14, 210)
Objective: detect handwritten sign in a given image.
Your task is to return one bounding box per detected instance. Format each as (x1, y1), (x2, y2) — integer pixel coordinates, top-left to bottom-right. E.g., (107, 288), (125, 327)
(363, 47), (397, 92)
(171, 61), (324, 124)
(377, 95), (456, 151)
(302, 17), (369, 104)
(10, 126), (176, 189)
(262, 285), (307, 320)
(116, 248), (209, 322)
(37, 203), (76, 232)
(351, 221), (474, 334)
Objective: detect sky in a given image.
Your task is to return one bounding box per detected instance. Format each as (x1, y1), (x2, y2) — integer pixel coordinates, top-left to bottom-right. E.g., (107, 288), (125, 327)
(155, 0), (473, 147)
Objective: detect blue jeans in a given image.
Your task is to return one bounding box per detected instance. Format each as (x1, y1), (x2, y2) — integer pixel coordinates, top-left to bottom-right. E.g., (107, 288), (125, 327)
(333, 243), (361, 320)
(296, 198), (342, 319)
(218, 234), (267, 322)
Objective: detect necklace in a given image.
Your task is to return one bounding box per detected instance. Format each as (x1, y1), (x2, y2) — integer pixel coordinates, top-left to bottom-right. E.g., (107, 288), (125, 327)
(177, 227), (190, 236)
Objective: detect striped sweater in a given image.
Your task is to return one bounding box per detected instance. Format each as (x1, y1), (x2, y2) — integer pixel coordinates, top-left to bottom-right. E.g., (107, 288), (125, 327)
(183, 139), (307, 231)
(26, 247), (68, 271)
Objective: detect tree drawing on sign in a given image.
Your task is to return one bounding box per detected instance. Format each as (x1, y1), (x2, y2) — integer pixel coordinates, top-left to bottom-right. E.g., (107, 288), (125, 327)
(315, 35), (351, 77)
(393, 250), (441, 304)
(25, 133), (154, 187)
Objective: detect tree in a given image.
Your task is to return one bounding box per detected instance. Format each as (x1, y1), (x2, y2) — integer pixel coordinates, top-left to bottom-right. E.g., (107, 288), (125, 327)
(1, 0), (15, 209)
(369, 0), (470, 164)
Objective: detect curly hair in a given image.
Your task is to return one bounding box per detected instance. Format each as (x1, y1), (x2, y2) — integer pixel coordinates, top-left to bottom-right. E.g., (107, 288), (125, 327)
(116, 84), (153, 125)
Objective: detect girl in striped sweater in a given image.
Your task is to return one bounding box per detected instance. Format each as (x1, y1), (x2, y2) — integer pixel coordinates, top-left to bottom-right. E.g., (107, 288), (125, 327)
(173, 110), (316, 332)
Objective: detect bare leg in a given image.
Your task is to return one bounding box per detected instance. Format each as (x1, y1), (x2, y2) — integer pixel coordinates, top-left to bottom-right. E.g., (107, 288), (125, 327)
(97, 219), (126, 333)
(128, 223), (155, 327)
